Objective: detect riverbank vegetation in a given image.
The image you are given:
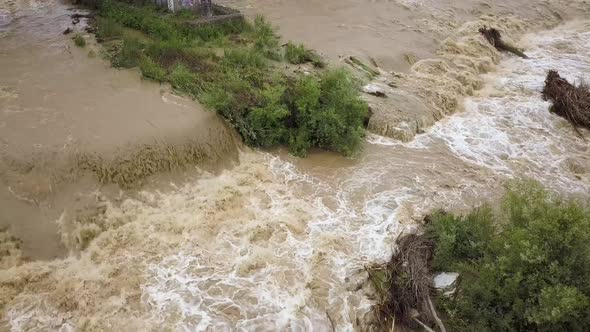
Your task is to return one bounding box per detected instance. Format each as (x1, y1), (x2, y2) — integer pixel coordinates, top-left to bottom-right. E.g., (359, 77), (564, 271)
(368, 181), (590, 331)
(91, 1), (367, 156)
(73, 33), (86, 47)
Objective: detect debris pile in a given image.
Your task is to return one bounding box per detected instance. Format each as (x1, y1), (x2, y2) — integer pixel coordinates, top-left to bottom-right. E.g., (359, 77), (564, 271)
(542, 70), (590, 131)
(367, 234), (446, 331)
(479, 27), (528, 59)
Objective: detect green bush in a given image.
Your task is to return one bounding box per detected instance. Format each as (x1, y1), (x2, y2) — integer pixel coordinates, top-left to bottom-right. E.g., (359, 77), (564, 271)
(288, 69), (368, 156)
(73, 34), (86, 47)
(95, 1), (368, 157)
(110, 37), (144, 68)
(222, 48), (266, 70)
(426, 181), (590, 331)
(251, 16), (281, 60)
(284, 42), (325, 68)
(168, 64), (202, 96)
(246, 84), (290, 147)
(139, 56), (166, 81)
(95, 17), (123, 39)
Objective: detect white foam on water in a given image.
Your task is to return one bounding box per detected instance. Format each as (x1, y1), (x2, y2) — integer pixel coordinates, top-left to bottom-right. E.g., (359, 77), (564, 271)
(141, 30), (590, 325)
(136, 153), (417, 331)
(6, 17), (590, 332)
(426, 21), (590, 192)
(366, 132), (430, 149)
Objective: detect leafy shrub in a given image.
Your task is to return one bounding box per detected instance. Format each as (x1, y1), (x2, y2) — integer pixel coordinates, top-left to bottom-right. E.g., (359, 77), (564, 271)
(284, 42), (325, 68)
(95, 17), (123, 39)
(139, 55), (166, 81)
(73, 34), (86, 47)
(252, 16), (281, 60)
(288, 69), (367, 156)
(246, 84), (290, 147)
(222, 48), (266, 69)
(168, 64), (202, 96)
(426, 208), (495, 271)
(95, 1), (368, 157)
(110, 37), (144, 68)
(426, 181), (590, 331)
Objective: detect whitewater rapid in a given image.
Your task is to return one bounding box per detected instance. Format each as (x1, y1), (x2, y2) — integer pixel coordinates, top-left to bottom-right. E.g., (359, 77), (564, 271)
(135, 20), (590, 331)
(428, 20), (590, 193)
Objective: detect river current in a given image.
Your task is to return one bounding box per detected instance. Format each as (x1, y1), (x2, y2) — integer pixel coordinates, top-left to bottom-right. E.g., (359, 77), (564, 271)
(1, 0), (589, 331)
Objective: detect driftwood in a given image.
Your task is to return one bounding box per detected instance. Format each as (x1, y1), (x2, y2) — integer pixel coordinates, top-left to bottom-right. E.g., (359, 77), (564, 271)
(345, 56), (380, 79)
(367, 234), (437, 330)
(479, 27), (528, 59)
(542, 70), (590, 132)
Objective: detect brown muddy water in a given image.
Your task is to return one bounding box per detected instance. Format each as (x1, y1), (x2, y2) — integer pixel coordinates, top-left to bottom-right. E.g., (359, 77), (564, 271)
(1, 0), (590, 331)
(0, 0), (238, 261)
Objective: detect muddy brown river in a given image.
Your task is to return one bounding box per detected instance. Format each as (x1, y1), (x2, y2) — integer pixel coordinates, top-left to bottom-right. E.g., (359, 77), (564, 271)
(1, 0), (590, 330)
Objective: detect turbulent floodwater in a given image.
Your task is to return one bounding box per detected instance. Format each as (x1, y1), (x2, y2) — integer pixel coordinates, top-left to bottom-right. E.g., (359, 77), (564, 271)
(1, 0), (590, 331)
(0, 0), (238, 261)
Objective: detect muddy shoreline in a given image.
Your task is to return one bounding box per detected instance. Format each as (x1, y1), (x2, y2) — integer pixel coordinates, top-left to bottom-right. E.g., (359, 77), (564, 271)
(0, 0), (241, 261)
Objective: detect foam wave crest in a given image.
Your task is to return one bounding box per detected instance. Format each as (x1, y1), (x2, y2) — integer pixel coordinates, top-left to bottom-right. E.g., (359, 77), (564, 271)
(427, 21), (590, 191)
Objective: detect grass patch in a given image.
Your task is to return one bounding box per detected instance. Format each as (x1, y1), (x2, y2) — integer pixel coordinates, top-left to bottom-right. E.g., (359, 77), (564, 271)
(110, 37), (144, 68)
(95, 17), (123, 40)
(284, 42), (325, 68)
(139, 55), (166, 81)
(73, 34), (86, 47)
(169, 63), (203, 96)
(94, 0), (367, 157)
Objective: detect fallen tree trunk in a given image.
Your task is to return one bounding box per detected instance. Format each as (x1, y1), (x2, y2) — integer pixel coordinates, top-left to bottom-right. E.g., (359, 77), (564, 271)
(542, 70), (590, 131)
(479, 27), (528, 59)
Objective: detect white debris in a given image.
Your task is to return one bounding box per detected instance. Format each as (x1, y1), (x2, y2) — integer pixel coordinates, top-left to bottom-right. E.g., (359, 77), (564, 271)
(433, 272), (459, 289)
(362, 83), (387, 97)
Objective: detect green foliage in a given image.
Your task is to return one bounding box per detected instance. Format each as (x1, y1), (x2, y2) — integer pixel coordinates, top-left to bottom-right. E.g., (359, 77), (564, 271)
(246, 84), (290, 147)
(427, 182), (590, 331)
(139, 55), (166, 81)
(251, 16), (281, 60)
(288, 69), (367, 156)
(73, 34), (86, 47)
(222, 48), (266, 69)
(426, 207), (495, 271)
(94, 1), (367, 157)
(100, 0), (246, 42)
(110, 37), (144, 68)
(100, 1), (179, 40)
(284, 42), (325, 68)
(95, 17), (123, 39)
(168, 64), (202, 96)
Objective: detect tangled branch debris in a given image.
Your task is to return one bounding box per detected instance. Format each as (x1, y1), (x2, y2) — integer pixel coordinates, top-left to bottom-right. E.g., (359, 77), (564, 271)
(542, 70), (590, 132)
(479, 27), (528, 59)
(345, 56), (380, 79)
(367, 234), (442, 331)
